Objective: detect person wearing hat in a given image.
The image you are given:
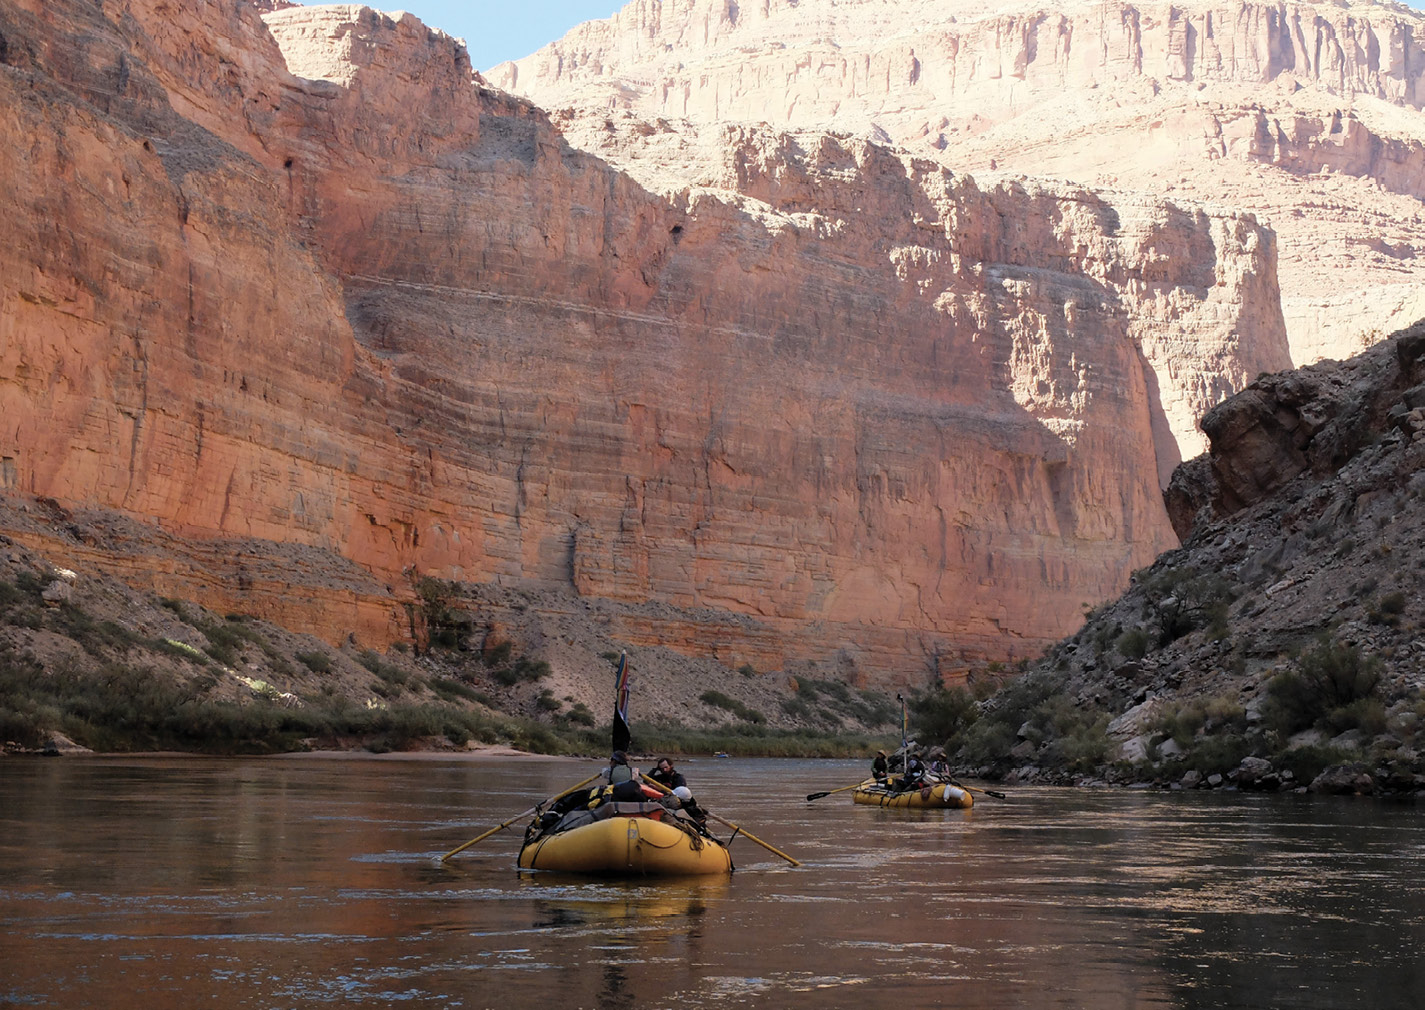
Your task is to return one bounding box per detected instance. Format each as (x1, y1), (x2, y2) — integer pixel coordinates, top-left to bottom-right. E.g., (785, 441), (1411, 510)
(665, 784), (710, 831)
(871, 750), (889, 782)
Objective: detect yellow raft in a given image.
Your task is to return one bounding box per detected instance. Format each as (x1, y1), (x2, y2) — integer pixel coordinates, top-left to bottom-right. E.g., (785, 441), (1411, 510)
(518, 811), (733, 876)
(852, 780), (973, 809)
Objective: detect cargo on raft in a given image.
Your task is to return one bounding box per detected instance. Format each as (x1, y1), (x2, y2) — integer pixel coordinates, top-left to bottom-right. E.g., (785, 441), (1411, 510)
(852, 779), (974, 809)
(518, 798), (734, 876)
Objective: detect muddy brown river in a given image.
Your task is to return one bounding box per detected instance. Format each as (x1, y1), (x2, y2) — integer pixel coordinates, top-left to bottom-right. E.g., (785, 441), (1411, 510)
(1, 755), (1421, 1008)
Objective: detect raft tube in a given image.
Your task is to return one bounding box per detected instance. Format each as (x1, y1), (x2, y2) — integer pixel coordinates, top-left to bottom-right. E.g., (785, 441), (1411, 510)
(518, 814), (734, 876)
(852, 780), (974, 809)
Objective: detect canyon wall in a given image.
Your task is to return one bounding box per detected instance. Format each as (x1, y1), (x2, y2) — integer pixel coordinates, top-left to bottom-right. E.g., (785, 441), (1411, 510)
(496, 0), (1425, 365)
(0, 0), (1287, 684)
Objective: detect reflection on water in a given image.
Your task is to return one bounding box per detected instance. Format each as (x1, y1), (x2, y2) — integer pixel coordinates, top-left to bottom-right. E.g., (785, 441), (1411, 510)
(1, 756), (1421, 1009)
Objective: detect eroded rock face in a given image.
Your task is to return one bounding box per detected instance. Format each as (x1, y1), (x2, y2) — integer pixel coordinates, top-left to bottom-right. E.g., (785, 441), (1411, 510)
(0, 0), (1286, 682)
(1166, 322), (1425, 539)
(497, 0), (1425, 366)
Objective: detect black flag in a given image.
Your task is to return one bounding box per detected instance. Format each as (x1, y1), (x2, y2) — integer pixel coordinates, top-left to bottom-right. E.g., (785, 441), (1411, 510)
(612, 650), (631, 754)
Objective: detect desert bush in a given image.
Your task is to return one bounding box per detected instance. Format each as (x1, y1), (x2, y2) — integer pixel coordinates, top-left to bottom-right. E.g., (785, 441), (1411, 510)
(563, 701), (596, 727)
(1265, 635), (1382, 735)
(1116, 627), (1150, 659)
(1047, 714), (1113, 773)
(1273, 743), (1353, 784)
(1182, 733), (1252, 776)
(429, 677), (484, 704)
(957, 718), (1018, 766)
(491, 655), (551, 686)
(1320, 697), (1388, 737)
(416, 576), (462, 650)
(908, 686), (978, 746)
(296, 651), (332, 674)
(699, 690), (765, 723)
(359, 649), (408, 685)
(49, 606), (140, 657)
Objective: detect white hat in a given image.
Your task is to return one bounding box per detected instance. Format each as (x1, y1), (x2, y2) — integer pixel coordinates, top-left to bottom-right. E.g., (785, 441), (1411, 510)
(672, 786), (693, 802)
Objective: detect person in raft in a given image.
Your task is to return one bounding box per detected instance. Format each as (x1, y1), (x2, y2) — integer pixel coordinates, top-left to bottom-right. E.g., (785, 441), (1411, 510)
(895, 752), (929, 793)
(871, 750), (889, 782)
(667, 785), (710, 829)
(648, 756), (687, 791)
(607, 751), (646, 801)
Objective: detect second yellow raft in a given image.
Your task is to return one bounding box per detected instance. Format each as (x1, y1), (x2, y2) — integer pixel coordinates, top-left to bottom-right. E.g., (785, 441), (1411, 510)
(852, 780), (974, 809)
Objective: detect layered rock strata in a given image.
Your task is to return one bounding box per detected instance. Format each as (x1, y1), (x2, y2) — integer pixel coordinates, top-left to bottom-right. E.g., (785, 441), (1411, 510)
(0, 0), (1286, 683)
(497, 0), (1425, 365)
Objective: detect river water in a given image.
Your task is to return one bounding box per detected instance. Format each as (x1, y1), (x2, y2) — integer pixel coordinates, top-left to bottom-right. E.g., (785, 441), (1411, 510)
(1, 755), (1421, 1009)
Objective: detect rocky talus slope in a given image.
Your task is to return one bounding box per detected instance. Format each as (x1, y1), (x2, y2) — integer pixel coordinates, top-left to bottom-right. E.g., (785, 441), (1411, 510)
(0, 0), (1289, 701)
(937, 324), (1425, 794)
(499, 0), (1425, 365)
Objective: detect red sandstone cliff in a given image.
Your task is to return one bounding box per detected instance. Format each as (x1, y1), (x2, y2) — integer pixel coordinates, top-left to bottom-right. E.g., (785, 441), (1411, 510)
(0, 0), (1288, 687)
(496, 0), (1425, 366)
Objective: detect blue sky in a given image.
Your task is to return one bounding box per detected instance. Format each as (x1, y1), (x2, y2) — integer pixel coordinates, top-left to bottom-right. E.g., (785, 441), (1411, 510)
(391, 0), (624, 70)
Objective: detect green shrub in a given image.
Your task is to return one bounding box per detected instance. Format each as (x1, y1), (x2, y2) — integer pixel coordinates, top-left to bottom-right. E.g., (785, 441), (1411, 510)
(564, 702), (596, 726)
(1320, 697), (1388, 737)
(1182, 733), (1252, 776)
(430, 677), (482, 703)
(1274, 744), (1353, 784)
(416, 577), (462, 650)
(699, 690), (765, 723)
(908, 686), (978, 745)
(1116, 627), (1150, 659)
(49, 606), (139, 657)
(1266, 635), (1382, 734)
(491, 655), (551, 686)
(296, 651), (332, 674)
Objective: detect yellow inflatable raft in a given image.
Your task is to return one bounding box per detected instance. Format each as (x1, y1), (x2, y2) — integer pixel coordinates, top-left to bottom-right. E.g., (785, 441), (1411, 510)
(518, 808), (734, 876)
(852, 780), (973, 809)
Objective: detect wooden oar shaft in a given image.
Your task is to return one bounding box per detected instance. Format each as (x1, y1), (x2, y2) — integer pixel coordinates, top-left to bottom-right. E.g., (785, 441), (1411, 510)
(948, 779), (1007, 800)
(707, 812), (802, 867)
(441, 773), (603, 862)
(640, 773), (801, 867)
(440, 809), (533, 860)
(806, 781), (868, 801)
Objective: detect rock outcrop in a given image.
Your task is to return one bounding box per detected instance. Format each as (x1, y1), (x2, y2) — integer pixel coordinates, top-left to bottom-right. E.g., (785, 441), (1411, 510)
(967, 322), (1425, 791)
(0, 0), (1286, 686)
(496, 0), (1425, 365)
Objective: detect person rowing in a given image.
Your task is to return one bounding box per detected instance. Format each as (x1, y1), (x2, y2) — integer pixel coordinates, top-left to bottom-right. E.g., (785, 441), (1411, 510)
(892, 751), (929, 794)
(871, 750), (889, 782)
(648, 756), (686, 791)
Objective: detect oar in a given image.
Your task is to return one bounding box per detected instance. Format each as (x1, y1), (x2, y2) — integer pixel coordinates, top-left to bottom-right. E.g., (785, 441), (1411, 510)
(440, 773), (603, 862)
(947, 778), (1007, 800)
(640, 774), (801, 867)
(806, 781), (868, 802)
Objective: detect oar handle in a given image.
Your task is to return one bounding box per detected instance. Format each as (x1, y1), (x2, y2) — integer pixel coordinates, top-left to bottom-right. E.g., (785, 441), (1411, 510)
(806, 780), (869, 801)
(640, 774), (801, 867)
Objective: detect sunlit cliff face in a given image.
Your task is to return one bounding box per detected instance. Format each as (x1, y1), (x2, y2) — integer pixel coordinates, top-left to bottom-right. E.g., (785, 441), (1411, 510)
(1, 0), (1288, 686)
(498, 0), (1425, 368)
